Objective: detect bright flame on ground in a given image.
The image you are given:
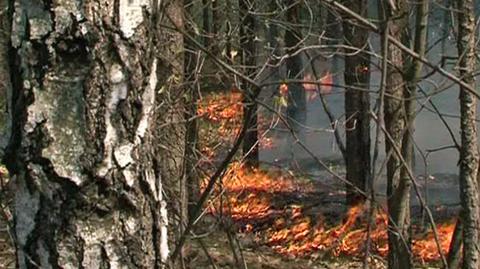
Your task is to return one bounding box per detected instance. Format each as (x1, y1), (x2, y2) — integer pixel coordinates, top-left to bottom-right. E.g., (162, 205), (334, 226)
(205, 164), (455, 263)
(413, 223), (454, 262)
(197, 90), (243, 139)
(204, 163), (311, 222)
(197, 91), (276, 151)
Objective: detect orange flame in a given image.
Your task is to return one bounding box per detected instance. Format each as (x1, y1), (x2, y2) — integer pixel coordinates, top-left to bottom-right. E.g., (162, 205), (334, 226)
(412, 223), (454, 262)
(197, 91), (276, 150)
(204, 164), (456, 263)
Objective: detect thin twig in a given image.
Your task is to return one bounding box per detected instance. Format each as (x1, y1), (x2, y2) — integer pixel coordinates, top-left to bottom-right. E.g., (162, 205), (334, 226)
(196, 237), (220, 269)
(321, 0), (480, 100)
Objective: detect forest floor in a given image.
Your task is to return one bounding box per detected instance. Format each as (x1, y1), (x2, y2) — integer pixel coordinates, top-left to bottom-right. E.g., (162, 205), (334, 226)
(186, 230), (386, 269)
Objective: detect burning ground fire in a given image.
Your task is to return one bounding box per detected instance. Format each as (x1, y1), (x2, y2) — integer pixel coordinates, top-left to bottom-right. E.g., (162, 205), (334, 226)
(197, 90), (243, 125)
(204, 164), (455, 264)
(197, 90), (276, 151)
(197, 90), (243, 139)
(199, 91), (455, 264)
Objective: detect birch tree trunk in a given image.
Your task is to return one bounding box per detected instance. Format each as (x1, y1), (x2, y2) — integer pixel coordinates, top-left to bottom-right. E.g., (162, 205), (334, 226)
(5, 0), (185, 267)
(456, 0), (479, 268)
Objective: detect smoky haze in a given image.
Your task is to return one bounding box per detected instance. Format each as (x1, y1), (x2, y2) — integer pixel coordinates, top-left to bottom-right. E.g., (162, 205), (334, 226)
(257, 2), (469, 207)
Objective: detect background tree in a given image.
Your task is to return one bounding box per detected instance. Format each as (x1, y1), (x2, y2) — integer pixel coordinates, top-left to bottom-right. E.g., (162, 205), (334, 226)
(324, 6), (342, 88)
(184, 0), (201, 219)
(456, 0), (479, 268)
(240, 0), (259, 167)
(285, 0), (306, 162)
(203, 0), (212, 48)
(380, 0), (413, 268)
(5, 0), (185, 267)
(342, 0), (371, 206)
(265, 0), (282, 95)
(0, 0), (10, 156)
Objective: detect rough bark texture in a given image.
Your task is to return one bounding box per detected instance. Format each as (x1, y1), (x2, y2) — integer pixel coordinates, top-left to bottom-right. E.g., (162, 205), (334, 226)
(342, 0), (370, 206)
(381, 1), (413, 268)
(457, 0), (479, 268)
(0, 0), (11, 156)
(5, 0), (185, 268)
(240, 0), (259, 167)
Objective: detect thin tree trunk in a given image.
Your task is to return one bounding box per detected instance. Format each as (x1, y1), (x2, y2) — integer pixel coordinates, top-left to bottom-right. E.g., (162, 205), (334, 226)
(184, 0), (200, 224)
(266, 0), (281, 95)
(380, 0), (412, 268)
(325, 7), (341, 88)
(457, 0), (479, 268)
(0, 0), (11, 156)
(240, 0), (259, 168)
(285, 1), (306, 163)
(203, 0), (211, 48)
(441, 0), (451, 56)
(342, 0), (371, 206)
(225, 0), (233, 64)
(403, 0), (429, 160)
(211, 0), (221, 56)
(400, 0), (429, 260)
(6, 0), (185, 267)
